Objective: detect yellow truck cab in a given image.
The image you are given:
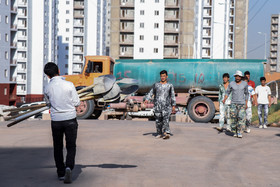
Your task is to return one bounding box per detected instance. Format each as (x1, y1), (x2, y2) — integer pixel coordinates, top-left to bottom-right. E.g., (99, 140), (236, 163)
(63, 56), (114, 119)
(63, 56), (114, 88)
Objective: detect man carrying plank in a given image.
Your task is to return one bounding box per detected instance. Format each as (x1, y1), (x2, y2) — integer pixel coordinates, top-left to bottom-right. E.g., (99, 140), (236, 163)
(44, 62), (80, 183)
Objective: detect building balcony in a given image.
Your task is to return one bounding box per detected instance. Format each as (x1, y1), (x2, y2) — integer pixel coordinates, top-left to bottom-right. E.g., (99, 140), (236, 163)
(271, 46), (277, 51)
(164, 28), (179, 33)
(271, 26), (278, 31)
(18, 24), (27, 29)
(74, 21), (84, 27)
(74, 3), (84, 9)
(11, 7), (17, 14)
(120, 1), (134, 8)
(18, 46), (27, 51)
(10, 42), (17, 48)
(17, 35), (27, 40)
(72, 66), (82, 72)
(17, 79), (27, 84)
(164, 41), (179, 46)
(18, 2), (27, 7)
(17, 90), (26, 95)
(120, 27), (134, 33)
(119, 52), (133, 58)
(271, 33), (278, 37)
(17, 57), (27, 62)
(120, 41), (134, 45)
(10, 59), (17, 65)
(120, 15), (134, 21)
(272, 19), (279, 24)
(165, 0), (179, 8)
(204, 0), (212, 7)
(74, 13), (84, 18)
(73, 40), (84, 45)
(11, 24), (17, 31)
(270, 59), (277, 64)
(10, 77), (17, 82)
(165, 15), (179, 21)
(73, 32), (84, 36)
(164, 53), (179, 59)
(17, 68), (26, 73)
(73, 50), (84, 54)
(18, 12), (27, 17)
(271, 39), (278, 44)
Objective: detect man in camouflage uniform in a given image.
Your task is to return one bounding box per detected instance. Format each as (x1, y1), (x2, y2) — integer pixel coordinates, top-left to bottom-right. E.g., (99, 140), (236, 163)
(144, 70), (176, 140)
(216, 73), (232, 132)
(223, 70), (249, 138)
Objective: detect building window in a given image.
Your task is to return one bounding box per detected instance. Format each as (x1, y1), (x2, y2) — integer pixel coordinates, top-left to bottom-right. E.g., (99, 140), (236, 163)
(155, 0), (159, 3)
(65, 46), (69, 50)
(5, 16), (8, 24)
(66, 19), (69, 23)
(66, 1), (70, 4)
(154, 35), (158, 40)
(140, 35), (144, 40)
(155, 10), (159, 15)
(140, 0), (145, 2)
(140, 22), (144, 28)
(140, 10), (144, 15)
(139, 48), (144, 53)
(4, 69), (8, 78)
(4, 88), (7, 96)
(5, 33), (8, 42)
(154, 23), (159, 28)
(66, 37), (69, 41)
(66, 10), (70, 14)
(66, 28), (69, 32)
(5, 0), (8, 5)
(154, 48), (158, 53)
(5, 51), (8, 59)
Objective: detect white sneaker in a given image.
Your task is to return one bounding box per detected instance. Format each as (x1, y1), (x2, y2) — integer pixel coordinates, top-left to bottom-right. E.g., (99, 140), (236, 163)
(259, 125), (263, 129)
(263, 125), (267, 129)
(245, 128), (251, 133)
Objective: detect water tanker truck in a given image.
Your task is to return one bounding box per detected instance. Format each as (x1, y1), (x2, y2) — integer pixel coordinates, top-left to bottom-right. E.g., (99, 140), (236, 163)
(64, 56), (265, 123)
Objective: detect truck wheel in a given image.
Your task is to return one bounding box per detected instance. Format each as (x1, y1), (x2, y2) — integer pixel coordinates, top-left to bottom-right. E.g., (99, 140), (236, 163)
(187, 96), (215, 123)
(76, 100), (95, 119)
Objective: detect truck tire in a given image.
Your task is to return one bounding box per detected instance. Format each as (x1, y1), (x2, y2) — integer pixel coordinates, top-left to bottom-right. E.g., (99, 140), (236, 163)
(76, 100), (95, 119)
(187, 96), (215, 123)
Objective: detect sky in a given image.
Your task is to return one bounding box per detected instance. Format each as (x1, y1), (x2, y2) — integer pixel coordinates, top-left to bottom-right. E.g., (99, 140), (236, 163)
(247, 0), (280, 59)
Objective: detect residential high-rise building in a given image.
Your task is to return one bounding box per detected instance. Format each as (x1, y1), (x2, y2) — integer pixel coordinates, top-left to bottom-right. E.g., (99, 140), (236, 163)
(269, 14), (280, 72)
(110, 0), (248, 60)
(0, 0), (17, 105)
(44, 0), (110, 78)
(16, 0), (45, 103)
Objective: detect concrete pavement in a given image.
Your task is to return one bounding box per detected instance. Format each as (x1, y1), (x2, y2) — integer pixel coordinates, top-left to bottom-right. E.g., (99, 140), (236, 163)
(0, 120), (279, 187)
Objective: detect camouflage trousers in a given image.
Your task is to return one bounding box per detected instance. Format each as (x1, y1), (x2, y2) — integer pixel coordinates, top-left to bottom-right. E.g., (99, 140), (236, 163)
(230, 104), (246, 133)
(154, 112), (171, 135)
(219, 103), (231, 128)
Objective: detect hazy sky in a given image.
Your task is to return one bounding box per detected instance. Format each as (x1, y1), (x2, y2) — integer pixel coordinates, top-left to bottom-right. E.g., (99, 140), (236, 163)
(247, 0), (280, 59)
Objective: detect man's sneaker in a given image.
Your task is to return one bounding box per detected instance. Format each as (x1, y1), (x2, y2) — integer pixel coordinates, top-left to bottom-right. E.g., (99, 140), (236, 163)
(64, 167), (72, 184)
(155, 134), (163, 139)
(163, 133), (170, 140)
(263, 125), (268, 129)
(226, 127), (231, 132)
(58, 177), (64, 181)
(233, 133), (237, 137)
(245, 128), (251, 133)
(237, 133), (242, 138)
(259, 125), (263, 129)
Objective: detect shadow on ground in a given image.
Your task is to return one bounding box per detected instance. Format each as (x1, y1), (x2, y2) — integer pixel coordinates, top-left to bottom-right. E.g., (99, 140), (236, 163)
(276, 133), (280, 137)
(142, 132), (173, 137)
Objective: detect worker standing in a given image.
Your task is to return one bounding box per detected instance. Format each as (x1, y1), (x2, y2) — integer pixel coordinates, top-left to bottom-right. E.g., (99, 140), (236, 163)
(223, 70), (249, 138)
(144, 70), (176, 140)
(44, 63), (80, 183)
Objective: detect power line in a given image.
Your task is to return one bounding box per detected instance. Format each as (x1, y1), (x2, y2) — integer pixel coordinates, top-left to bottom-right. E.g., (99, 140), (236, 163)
(248, 0), (270, 25)
(248, 0), (261, 13)
(247, 40), (270, 54)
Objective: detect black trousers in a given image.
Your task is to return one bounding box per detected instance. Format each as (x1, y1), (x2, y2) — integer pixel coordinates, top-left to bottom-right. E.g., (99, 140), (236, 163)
(51, 118), (78, 177)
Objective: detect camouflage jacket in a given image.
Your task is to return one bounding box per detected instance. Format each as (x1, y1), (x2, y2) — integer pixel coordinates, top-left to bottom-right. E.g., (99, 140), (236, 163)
(218, 82), (232, 104)
(145, 82), (176, 114)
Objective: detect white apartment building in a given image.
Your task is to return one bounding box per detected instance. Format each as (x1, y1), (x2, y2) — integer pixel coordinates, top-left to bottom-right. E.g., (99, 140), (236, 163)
(111, 0), (248, 60)
(269, 14), (280, 72)
(45, 0), (110, 77)
(16, 0), (45, 102)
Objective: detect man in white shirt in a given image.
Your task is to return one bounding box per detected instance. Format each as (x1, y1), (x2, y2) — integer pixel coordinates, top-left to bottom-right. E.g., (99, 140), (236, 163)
(255, 77), (271, 129)
(44, 62), (80, 183)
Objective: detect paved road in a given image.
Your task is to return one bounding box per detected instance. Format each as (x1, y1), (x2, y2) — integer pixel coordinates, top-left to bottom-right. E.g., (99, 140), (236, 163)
(0, 120), (279, 187)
